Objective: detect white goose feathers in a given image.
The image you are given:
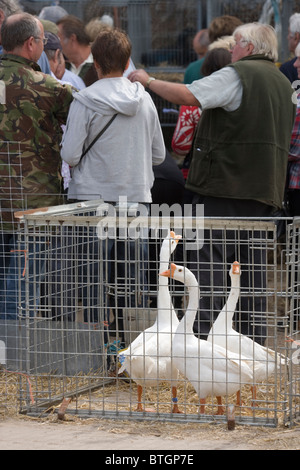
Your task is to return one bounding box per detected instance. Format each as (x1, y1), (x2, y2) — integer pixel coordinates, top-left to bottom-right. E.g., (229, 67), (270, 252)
(118, 231), (181, 412)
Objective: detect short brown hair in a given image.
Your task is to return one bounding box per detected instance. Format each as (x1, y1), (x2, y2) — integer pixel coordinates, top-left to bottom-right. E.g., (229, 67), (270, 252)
(91, 28), (131, 75)
(201, 47), (231, 76)
(1, 12), (40, 51)
(208, 15), (243, 43)
(57, 15), (90, 45)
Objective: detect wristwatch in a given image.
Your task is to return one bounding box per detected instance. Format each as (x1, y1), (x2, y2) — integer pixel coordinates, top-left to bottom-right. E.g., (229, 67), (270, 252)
(145, 77), (156, 88)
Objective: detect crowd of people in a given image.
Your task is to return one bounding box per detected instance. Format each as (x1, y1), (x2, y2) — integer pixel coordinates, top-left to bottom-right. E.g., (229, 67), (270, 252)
(0, 1), (299, 345)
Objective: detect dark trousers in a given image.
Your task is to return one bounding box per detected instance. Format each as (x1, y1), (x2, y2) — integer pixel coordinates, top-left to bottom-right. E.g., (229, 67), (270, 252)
(0, 232), (46, 320)
(188, 196), (275, 345)
(288, 189), (300, 217)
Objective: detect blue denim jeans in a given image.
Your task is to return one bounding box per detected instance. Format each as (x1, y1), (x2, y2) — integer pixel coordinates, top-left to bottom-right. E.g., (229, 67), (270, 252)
(0, 232), (46, 320)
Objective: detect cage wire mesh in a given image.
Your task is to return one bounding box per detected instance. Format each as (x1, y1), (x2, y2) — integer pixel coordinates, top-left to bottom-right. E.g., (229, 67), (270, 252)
(0, 141), (68, 416)
(0, 0), (299, 423)
(285, 219), (300, 426)
(1, 200), (297, 427)
(0, 141), (32, 415)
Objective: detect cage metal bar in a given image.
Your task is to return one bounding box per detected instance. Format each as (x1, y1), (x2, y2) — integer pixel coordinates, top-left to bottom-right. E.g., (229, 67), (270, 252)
(284, 219), (300, 426)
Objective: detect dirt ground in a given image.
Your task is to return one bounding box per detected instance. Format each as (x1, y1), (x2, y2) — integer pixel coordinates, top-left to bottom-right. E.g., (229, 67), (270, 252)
(1, 415), (300, 451)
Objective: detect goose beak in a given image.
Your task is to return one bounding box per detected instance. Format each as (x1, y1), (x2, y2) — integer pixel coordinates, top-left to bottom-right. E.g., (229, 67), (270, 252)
(232, 261), (240, 274)
(160, 268), (170, 278)
(160, 263), (177, 278)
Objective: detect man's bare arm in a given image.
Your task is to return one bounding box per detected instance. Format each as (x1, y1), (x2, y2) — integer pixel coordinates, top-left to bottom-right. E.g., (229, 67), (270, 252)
(128, 69), (200, 107)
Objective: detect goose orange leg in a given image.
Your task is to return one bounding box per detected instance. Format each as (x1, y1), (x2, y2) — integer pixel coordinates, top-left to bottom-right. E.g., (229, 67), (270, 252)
(200, 398), (206, 414)
(136, 384), (144, 412)
(171, 386), (182, 413)
(216, 396), (225, 415)
(136, 384), (156, 412)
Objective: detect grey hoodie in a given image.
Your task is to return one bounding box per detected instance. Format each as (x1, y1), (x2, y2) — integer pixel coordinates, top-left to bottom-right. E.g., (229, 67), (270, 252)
(61, 77), (165, 202)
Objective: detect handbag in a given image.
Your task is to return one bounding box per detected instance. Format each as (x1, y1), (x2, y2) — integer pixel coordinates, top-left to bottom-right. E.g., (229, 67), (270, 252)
(79, 113), (118, 162)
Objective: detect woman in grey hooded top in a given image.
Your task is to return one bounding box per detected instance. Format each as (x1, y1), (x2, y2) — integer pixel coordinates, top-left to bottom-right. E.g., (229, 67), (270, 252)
(60, 28), (165, 338)
(61, 28), (165, 203)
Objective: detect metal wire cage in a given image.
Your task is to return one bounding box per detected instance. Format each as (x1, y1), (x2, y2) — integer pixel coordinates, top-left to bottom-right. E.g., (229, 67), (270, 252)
(0, 142), (65, 415)
(1, 200), (298, 427)
(285, 218), (300, 426)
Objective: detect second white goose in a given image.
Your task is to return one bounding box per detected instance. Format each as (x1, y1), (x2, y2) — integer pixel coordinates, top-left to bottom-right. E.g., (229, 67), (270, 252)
(118, 231), (181, 412)
(161, 263), (255, 415)
(207, 261), (286, 404)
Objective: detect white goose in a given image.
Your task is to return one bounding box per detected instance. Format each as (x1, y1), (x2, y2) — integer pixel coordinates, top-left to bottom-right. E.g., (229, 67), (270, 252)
(207, 261), (286, 403)
(161, 263), (255, 415)
(118, 231), (181, 412)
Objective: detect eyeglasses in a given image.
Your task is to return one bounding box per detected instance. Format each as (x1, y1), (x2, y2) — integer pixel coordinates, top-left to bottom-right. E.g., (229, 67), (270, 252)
(34, 37), (48, 45)
(25, 36), (48, 45)
(230, 38), (248, 51)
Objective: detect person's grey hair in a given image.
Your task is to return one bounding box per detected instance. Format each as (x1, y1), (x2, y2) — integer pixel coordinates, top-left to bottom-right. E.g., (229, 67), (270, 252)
(100, 14), (114, 27)
(44, 48), (56, 60)
(38, 5), (68, 23)
(1, 12), (41, 51)
(233, 22), (278, 62)
(0, 0), (22, 17)
(289, 13), (300, 36)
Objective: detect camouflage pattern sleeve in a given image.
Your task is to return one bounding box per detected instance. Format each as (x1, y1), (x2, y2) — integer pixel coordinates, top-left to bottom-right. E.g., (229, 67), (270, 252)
(0, 54), (74, 230)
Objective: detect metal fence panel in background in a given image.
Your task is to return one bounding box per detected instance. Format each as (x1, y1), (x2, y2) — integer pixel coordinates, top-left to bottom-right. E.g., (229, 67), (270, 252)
(18, 1), (298, 128)
(20, 0), (299, 64)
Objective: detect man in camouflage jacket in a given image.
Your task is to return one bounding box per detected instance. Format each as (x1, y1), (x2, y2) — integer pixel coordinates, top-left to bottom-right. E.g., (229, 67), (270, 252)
(0, 12), (73, 229)
(0, 12), (74, 319)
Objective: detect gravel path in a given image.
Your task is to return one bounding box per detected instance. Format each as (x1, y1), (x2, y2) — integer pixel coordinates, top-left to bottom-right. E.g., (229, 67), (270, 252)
(1, 416), (299, 450)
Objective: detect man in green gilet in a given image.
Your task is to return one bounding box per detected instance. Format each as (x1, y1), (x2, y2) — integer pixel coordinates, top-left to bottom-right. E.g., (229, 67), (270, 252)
(129, 23), (296, 344)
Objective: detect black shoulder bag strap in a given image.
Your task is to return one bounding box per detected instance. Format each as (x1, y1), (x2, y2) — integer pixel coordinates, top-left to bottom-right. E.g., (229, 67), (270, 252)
(80, 113), (118, 162)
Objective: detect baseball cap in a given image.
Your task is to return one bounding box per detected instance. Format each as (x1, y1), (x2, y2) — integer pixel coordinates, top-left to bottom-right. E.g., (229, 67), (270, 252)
(44, 32), (62, 51)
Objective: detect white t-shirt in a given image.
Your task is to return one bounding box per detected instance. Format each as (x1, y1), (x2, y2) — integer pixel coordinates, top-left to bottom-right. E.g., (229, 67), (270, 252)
(70, 53), (94, 76)
(186, 66), (243, 112)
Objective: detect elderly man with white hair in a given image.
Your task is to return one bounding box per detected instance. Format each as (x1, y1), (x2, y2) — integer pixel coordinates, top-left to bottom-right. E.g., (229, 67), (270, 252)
(130, 22), (296, 345)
